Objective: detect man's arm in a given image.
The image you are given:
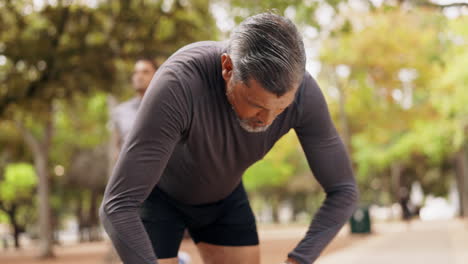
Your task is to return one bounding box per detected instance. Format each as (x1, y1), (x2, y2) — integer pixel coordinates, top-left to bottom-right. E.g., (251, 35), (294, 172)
(289, 73), (359, 264)
(99, 67), (191, 264)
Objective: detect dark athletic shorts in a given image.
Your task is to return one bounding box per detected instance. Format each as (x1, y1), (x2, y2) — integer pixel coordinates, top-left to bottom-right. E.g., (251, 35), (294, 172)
(138, 183), (259, 259)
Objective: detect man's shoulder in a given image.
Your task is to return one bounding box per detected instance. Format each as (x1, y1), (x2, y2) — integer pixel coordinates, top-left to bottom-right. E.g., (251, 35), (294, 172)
(163, 41), (226, 71)
(157, 41), (225, 98)
(294, 72), (321, 106)
(175, 41), (227, 55)
(289, 72), (328, 126)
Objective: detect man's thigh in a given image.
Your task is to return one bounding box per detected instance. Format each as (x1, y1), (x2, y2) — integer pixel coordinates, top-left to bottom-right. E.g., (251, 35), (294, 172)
(139, 188), (186, 260)
(197, 242), (260, 264)
(188, 184), (260, 263)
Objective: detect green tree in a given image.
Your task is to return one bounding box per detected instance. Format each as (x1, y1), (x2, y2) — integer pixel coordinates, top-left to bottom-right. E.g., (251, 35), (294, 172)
(430, 16), (468, 215)
(0, 163), (37, 249)
(320, 8), (450, 205)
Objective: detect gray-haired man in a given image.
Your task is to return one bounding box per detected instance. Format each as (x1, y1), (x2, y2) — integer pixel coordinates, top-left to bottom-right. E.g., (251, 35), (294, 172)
(100, 13), (358, 264)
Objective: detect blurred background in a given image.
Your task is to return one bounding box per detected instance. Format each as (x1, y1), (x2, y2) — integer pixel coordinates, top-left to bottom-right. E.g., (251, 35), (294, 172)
(0, 0), (467, 263)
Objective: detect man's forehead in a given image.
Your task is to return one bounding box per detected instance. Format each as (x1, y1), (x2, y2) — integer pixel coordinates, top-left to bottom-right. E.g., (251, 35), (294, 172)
(243, 79), (297, 108)
(135, 61), (155, 70)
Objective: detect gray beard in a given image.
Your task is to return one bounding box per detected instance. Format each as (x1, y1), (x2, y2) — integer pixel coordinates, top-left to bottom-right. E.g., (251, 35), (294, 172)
(237, 118), (271, 133)
(226, 89), (270, 133)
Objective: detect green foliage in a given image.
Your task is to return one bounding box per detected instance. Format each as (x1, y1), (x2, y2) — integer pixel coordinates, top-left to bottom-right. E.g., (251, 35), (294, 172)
(244, 131), (308, 192)
(0, 163), (37, 202)
(0, 121), (30, 162)
(320, 9), (468, 202)
(0, 0), (217, 117)
(225, 0), (343, 28)
(53, 92), (108, 151)
(431, 16), (468, 146)
(0, 162), (38, 228)
(0, 211), (7, 222)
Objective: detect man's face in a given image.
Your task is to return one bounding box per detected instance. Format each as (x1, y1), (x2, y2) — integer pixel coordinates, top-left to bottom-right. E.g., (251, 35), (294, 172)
(221, 54), (297, 133)
(132, 60), (156, 95)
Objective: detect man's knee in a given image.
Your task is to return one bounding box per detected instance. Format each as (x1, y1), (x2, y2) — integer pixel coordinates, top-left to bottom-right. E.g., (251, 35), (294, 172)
(158, 257), (179, 264)
(197, 242), (260, 264)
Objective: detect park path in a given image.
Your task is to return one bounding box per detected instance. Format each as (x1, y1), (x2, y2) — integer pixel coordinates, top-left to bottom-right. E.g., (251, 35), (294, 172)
(316, 219), (468, 264)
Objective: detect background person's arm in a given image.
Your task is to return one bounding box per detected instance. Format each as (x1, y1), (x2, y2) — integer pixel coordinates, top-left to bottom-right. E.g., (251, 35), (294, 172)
(289, 73), (359, 264)
(109, 113), (123, 170)
(99, 67), (191, 264)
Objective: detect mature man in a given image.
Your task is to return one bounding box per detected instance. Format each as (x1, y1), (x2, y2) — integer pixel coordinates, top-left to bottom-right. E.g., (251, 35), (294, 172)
(100, 13), (358, 264)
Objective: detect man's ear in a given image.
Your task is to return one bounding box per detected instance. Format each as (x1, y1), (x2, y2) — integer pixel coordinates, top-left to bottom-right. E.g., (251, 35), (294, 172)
(221, 53), (233, 82)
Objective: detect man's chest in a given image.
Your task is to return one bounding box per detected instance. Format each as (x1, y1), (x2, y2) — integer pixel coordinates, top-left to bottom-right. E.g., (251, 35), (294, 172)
(184, 98), (292, 171)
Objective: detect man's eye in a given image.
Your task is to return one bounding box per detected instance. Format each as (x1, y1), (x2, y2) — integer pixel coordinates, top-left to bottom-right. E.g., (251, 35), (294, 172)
(248, 102), (262, 109)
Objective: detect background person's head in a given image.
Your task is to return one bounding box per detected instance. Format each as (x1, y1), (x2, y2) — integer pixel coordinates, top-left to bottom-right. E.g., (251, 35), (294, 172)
(132, 57), (158, 97)
(222, 12), (306, 133)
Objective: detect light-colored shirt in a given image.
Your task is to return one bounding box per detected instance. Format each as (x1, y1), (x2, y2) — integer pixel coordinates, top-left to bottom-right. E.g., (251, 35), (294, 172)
(111, 96), (142, 145)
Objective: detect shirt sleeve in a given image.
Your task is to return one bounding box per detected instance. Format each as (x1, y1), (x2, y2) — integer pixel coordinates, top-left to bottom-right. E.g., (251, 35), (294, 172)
(99, 67), (191, 264)
(289, 73), (359, 264)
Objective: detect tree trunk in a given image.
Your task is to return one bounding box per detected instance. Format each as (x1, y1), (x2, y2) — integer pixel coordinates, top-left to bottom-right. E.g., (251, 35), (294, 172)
(76, 194), (86, 242)
(391, 162), (407, 219)
(15, 113), (55, 258)
(36, 148), (54, 258)
(270, 195), (280, 223)
(13, 223), (21, 249)
(89, 189), (102, 241)
(6, 205), (21, 249)
(291, 193), (306, 222)
(391, 162), (403, 202)
(455, 144), (468, 217)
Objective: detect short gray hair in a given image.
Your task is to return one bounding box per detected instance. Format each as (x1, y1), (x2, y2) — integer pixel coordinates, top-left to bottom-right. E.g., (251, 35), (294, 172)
(227, 12), (306, 96)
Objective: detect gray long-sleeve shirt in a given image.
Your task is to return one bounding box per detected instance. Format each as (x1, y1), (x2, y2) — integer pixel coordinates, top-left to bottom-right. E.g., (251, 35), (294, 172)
(99, 41), (358, 264)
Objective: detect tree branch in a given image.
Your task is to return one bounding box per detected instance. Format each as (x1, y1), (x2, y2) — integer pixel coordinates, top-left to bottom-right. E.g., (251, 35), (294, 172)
(13, 120), (42, 158)
(43, 105), (55, 152)
(26, 6), (70, 99)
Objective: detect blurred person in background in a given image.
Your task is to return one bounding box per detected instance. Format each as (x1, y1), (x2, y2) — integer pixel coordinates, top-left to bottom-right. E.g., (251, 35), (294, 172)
(110, 57), (158, 154)
(100, 12), (358, 264)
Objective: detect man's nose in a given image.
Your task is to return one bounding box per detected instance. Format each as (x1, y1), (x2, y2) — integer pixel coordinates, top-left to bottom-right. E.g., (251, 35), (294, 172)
(256, 110), (276, 126)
